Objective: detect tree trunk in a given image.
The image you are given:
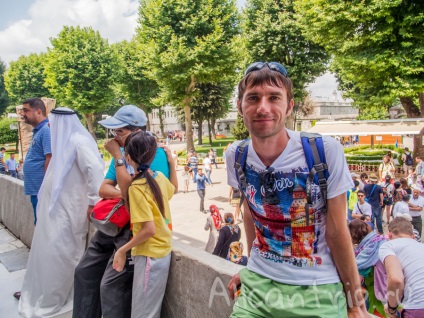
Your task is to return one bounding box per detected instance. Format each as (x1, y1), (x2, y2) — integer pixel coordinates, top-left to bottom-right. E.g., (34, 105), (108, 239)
(211, 118), (216, 139)
(184, 104), (194, 152)
(399, 95), (423, 159)
(285, 112), (295, 130)
(184, 75), (196, 152)
(84, 113), (96, 141)
(208, 120), (213, 145)
(158, 107), (165, 138)
(399, 96), (421, 118)
(139, 103), (150, 131)
(198, 118), (203, 145)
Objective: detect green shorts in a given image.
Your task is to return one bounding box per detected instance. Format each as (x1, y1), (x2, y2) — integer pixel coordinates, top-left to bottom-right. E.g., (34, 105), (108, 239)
(231, 268), (348, 318)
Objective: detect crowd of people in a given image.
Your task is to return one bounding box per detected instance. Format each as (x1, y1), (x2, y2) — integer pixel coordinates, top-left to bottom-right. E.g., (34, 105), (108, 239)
(2, 62), (424, 318)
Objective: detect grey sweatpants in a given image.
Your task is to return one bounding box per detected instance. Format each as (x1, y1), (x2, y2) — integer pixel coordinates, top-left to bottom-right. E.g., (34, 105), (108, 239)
(132, 253), (171, 318)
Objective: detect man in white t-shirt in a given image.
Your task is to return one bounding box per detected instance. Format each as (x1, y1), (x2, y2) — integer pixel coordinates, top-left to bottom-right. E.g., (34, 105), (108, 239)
(379, 218), (424, 317)
(202, 155), (212, 183)
(225, 62), (367, 317)
(352, 190), (372, 219)
(409, 188), (424, 238)
(392, 194), (410, 219)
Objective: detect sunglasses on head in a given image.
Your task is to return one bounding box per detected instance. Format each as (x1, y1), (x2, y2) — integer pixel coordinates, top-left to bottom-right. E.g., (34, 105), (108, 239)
(244, 62), (288, 77)
(260, 167), (280, 205)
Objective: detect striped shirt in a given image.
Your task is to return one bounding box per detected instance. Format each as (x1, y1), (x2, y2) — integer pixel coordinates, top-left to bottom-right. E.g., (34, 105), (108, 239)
(23, 119), (51, 195)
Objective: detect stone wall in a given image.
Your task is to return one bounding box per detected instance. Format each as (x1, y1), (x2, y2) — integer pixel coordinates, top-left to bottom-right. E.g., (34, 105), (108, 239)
(0, 175), (34, 247)
(0, 175), (241, 317)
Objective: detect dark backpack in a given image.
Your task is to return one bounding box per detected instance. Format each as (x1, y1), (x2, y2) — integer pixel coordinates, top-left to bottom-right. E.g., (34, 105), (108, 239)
(234, 132), (329, 224)
(405, 152), (413, 166)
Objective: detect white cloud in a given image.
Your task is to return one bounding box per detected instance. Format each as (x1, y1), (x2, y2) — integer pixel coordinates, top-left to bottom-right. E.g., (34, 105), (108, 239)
(0, 0), (138, 65)
(306, 72), (341, 99)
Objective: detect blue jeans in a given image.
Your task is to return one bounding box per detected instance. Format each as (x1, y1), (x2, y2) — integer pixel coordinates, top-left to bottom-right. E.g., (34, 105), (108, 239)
(192, 168), (198, 183)
(372, 206), (383, 234)
(9, 170), (17, 178)
(30, 195), (38, 225)
(205, 169), (212, 183)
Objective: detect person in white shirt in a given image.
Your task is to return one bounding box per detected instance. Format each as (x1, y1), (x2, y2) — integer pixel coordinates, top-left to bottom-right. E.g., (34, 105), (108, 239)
(379, 218), (424, 318)
(352, 190), (372, 219)
(392, 194), (411, 219)
(408, 188), (424, 238)
(202, 155), (212, 183)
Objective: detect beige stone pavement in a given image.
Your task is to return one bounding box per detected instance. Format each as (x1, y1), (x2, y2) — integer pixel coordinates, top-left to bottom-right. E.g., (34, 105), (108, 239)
(170, 162), (248, 254)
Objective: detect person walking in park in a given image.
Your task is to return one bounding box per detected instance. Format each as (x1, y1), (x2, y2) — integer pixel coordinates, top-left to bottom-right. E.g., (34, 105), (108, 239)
(112, 131), (177, 318)
(379, 155), (395, 182)
(196, 168), (211, 213)
(20, 98), (52, 225)
(225, 62), (367, 317)
(5, 153), (18, 178)
(408, 188), (424, 238)
(402, 147), (413, 177)
(365, 173), (384, 235)
(204, 205), (223, 253)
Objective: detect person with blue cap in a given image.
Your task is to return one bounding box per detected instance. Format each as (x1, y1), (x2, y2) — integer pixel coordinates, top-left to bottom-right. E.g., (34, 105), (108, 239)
(73, 105), (171, 318)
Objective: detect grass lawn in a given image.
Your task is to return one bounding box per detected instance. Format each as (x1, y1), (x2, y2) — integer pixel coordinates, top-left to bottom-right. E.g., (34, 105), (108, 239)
(180, 137), (235, 157)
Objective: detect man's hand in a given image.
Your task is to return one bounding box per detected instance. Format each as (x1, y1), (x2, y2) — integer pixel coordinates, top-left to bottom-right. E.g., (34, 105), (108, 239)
(86, 205), (94, 222)
(104, 139), (122, 158)
(112, 249), (126, 272)
(160, 145), (173, 162)
(227, 273), (241, 300)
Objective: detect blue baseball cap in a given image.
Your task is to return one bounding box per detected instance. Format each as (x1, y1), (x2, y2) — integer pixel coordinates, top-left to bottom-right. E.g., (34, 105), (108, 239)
(99, 105), (148, 129)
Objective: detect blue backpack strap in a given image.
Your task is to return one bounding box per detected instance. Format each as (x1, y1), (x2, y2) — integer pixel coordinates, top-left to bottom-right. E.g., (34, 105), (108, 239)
(234, 139), (250, 206)
(300, 132), (329, 217)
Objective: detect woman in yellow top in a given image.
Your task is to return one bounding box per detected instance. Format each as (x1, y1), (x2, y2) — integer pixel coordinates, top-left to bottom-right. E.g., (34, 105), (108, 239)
(113, 131), (178, 318)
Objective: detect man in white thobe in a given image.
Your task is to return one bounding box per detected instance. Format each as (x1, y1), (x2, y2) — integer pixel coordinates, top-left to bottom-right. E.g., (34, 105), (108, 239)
(19, 108), (105, 318)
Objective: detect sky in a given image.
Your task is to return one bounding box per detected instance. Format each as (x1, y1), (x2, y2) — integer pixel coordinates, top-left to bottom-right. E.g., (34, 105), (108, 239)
(0, 0), (339, 98)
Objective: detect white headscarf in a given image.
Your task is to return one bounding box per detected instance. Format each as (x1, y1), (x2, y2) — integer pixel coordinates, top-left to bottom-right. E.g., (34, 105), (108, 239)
(41, 107), (104, 213)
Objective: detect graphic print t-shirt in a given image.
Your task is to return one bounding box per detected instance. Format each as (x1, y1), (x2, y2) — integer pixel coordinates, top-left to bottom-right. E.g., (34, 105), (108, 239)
(226, 130), (353, 285)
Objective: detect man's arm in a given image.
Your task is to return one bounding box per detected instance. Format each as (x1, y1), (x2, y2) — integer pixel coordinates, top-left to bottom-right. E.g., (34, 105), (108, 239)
(242, 200), (255, 257)
(99, 179), (121, 199)
(384, 255), (404, 317)
(326, 192), (368, 317)
(44, 153), (52, 172)
(380, 193), (384, 206)
(104, 139), (132, 200)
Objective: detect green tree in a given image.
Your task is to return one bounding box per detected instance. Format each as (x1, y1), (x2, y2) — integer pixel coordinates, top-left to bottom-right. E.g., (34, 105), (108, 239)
(243, 0), (329, 101)
(191, 82), (234, 145)
(0, 58), (9, 115)
(296, 0), (424, 115)
(113, 40), (160, 112)
(137, 0), (241, 151)
(231, 114), (249, 140)
(44, 26), (117, 138)
(4, 53), (50, 105)
(295, 0), (424, 156)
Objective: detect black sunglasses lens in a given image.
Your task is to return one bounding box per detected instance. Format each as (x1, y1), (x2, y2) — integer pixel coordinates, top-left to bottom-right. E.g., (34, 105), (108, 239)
(260, 169), (280, 205)
(244, 62), (265, 76)
(244, 62), (288, 77)
(268, 62), (288, 77)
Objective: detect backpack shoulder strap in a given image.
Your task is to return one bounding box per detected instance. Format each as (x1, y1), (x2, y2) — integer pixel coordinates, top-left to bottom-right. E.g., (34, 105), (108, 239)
(300, 132), (329, 214)
(234, 139), (250, 206)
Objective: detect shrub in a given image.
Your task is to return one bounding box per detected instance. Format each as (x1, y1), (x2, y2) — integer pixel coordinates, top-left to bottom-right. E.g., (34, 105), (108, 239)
(0, 118), (18, 144)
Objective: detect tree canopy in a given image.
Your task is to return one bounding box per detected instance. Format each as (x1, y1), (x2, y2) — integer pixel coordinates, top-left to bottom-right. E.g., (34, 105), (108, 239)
(44, 26), (117, 137)
(295, 0), (424, 118)
(137, 0), (241, 151)
(4, 53), (50, 105)
(0, 58), (9, 115)
(243, 0), (329, 101)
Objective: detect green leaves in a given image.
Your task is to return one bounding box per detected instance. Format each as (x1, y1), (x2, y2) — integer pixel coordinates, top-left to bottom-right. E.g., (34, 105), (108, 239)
(295, 0), (424, 117)
(4, 53), (50, 105)
(44, 26), (117, 114)
(243, 0), (329, 101)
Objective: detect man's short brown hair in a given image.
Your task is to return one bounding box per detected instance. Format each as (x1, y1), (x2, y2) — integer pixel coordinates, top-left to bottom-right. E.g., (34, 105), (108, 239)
(237, 67), (294, 105)
(388, 217), (413, 236)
